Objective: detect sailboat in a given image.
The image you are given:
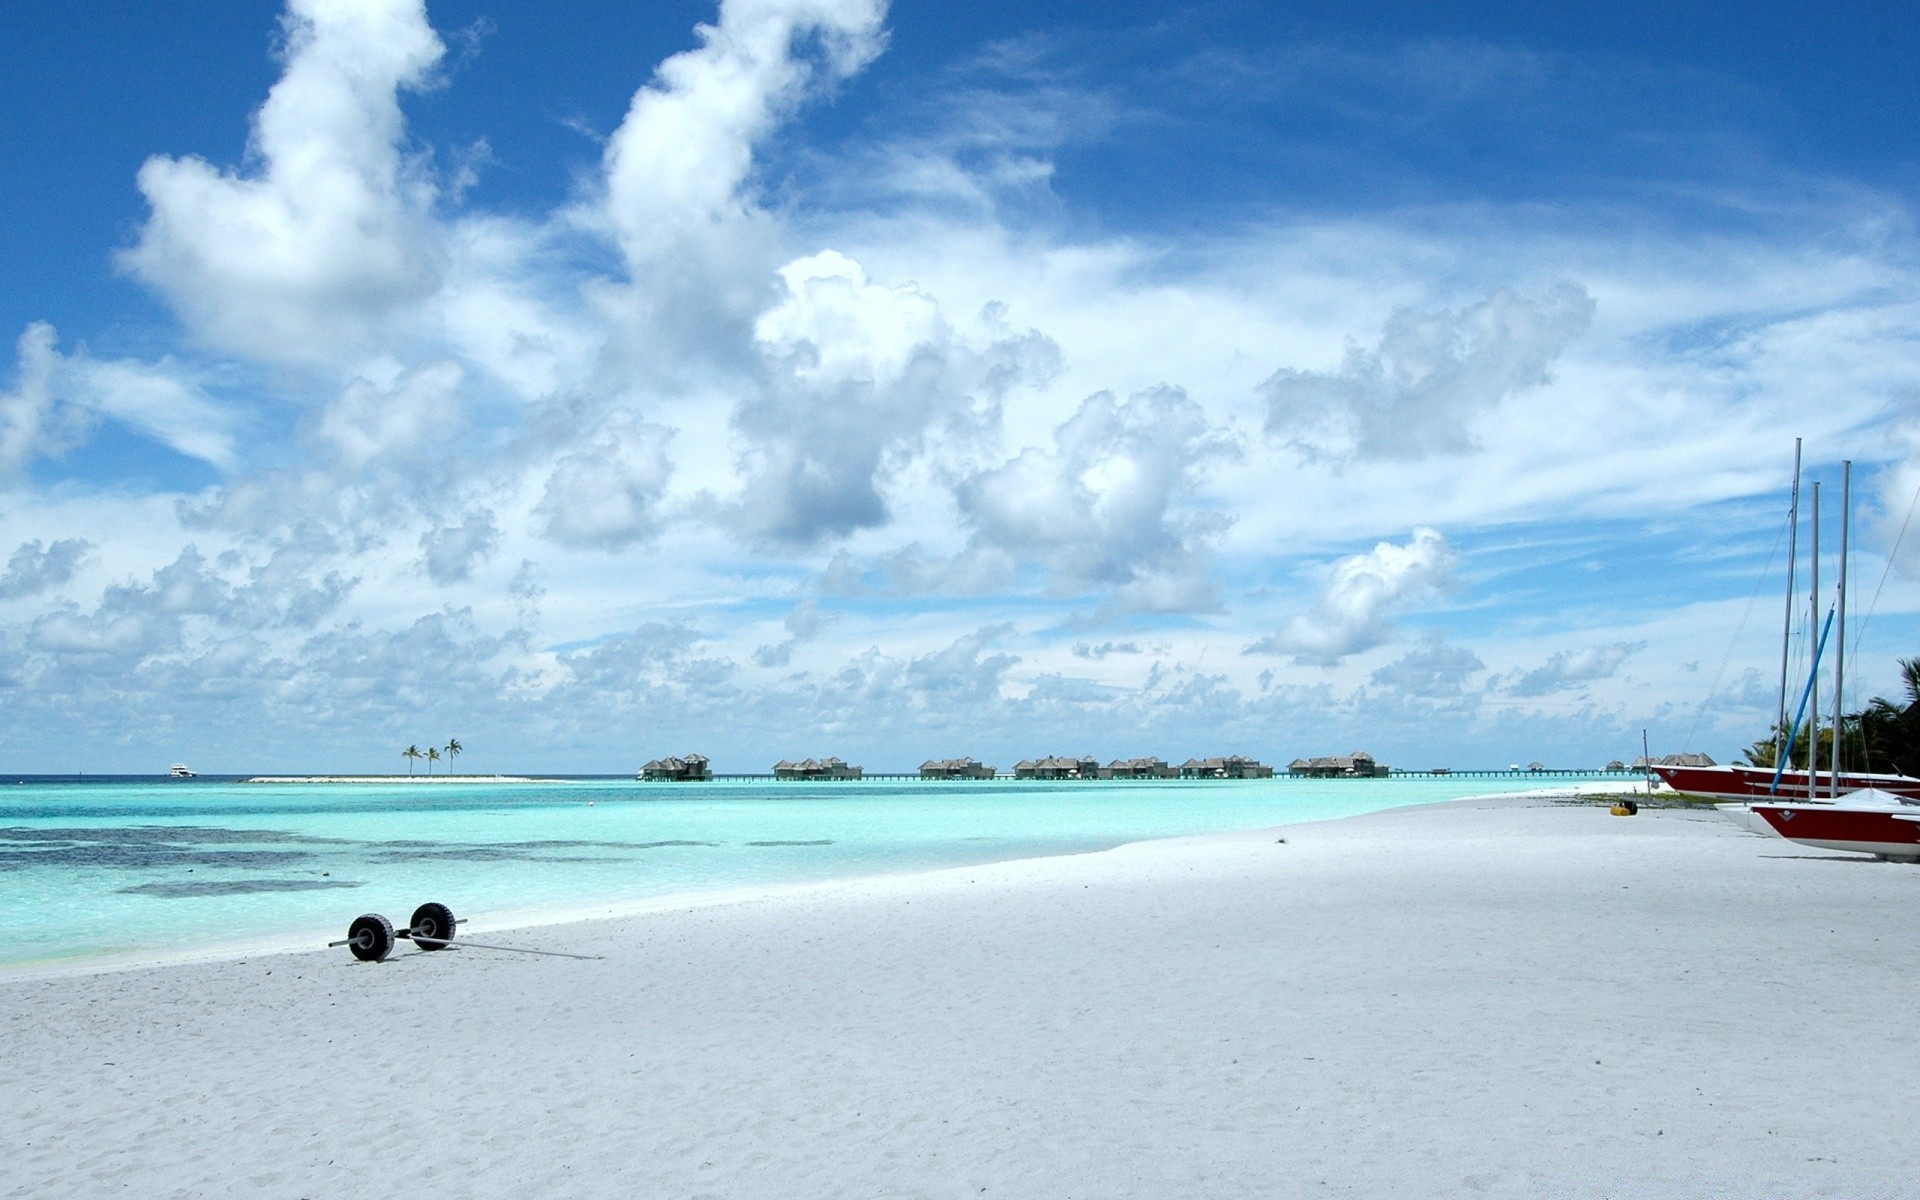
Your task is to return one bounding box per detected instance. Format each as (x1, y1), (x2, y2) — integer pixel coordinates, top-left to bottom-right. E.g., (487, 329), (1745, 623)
(1749, 787), (1920, 861)
(1655, 452), (1920, 811)
(1655, 762), (1920, 802)
(1705, 455), (1920, 860)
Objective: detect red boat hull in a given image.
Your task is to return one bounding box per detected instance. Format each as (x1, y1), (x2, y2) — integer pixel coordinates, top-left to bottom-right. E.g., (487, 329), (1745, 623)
(1750, 803), (1920, 860)
(1654, 764), (1920, 802)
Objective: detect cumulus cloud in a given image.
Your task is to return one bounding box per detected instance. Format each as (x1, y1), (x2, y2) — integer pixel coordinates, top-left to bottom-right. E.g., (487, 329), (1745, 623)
(820, 543), (1016, 597)
(1072, 641), (1140, 659)
(1262, 283), (1593, 461)
(420, 510), (500, 584)
(0, 540), (92, 601)
(1369, 634), (1485, 696)
(754, 597), (831, 667)
(122, 0), (447, 361)
(956, 385), (1233, 604)
(28, 547), (229, 659)
(534, 412), (675, 550)
(905, 624), (1018, 701)
(1504, 640), (1645, 696)
(1248, 527), (1457, 665)
(732, 251), (1058, 542)
(601, 0), (887, 272)
(318, 360), (465, 470)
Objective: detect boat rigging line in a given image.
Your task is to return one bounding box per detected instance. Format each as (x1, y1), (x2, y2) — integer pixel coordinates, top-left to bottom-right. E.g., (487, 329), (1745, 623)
(1771, 605), (1835, 797)
(1831, 461), (1850, 799)
(1775, 438), (1801, 767)
(1682, 506), (1789, 754)
(1845, 460), (1920, 690)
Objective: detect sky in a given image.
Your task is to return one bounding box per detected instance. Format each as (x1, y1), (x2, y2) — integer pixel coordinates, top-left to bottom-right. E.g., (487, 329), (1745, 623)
(3, 0), (1919, 774)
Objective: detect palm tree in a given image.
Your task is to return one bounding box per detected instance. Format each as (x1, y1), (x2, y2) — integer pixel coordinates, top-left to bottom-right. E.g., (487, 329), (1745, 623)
(403, 745), (423, 776)
(426, 746), (441, 775)
(444, 738), (462, 775)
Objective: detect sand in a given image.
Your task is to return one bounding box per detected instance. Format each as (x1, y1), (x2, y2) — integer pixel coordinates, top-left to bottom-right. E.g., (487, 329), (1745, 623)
(3, 794), (1916, 1198)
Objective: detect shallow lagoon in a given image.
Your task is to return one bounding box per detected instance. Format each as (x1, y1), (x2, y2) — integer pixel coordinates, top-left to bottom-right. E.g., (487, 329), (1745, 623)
(0, 774), (1611, 967)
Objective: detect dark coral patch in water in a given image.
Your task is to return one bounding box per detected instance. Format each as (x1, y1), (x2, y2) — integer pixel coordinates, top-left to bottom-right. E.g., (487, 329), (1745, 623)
(120, 879), (365, 898)
(0, 846), (313, 871)
(0, 826), (346, 845)
(372, 838), (717, 862)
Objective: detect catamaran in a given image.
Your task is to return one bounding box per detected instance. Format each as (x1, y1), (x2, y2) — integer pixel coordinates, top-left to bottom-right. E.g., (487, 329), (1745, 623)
(1653, 761), (1920, 803)
(1655, 452), (1920, 815)
(1664, 453), (1920, 859)
(1749, 788), (1920, 861)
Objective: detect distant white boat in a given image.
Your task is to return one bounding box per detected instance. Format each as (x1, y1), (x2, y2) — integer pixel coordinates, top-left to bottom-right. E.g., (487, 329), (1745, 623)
(168, 763), (195, 778)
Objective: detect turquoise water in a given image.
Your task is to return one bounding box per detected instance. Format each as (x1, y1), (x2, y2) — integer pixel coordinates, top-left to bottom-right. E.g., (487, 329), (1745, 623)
(0, 775), (1601, 967)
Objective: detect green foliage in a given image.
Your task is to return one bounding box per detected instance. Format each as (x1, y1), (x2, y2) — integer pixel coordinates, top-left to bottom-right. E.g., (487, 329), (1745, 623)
(1753, 657), (1920, 777)
(1852, 658), (1920, 776)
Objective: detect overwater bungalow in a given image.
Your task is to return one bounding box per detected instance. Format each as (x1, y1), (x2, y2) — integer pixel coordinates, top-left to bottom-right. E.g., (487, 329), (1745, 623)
(1014, 755), (1101, 780)
(639, 753), (711, 782)
(1177, 755), (1276, 779)
(921, 757), (996, 780)
(1103, 757), (1175, 779)
(1287, 752), (1386, 778)
(773, 757), (863, 780)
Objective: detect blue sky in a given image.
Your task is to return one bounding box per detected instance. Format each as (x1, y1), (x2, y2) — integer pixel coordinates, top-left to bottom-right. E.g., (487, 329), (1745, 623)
(2, 0), (1917, 773)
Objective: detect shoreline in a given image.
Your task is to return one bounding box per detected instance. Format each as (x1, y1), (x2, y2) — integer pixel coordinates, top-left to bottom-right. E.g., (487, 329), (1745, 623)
(0, 783), (1650, 981)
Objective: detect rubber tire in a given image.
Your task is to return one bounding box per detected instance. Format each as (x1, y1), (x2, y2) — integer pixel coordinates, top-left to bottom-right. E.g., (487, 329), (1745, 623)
(347, 913), (394, 962)
(409, 902), (456, 950)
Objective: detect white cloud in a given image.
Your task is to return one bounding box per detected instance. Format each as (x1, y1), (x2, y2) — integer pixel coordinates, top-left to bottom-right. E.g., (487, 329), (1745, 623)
(754, 597), (831, 666)
(318, 359), (465, 469)
(1072, 641), (1141, 659)
(1262, 283), (1594, 462)
(755, 250), (948, 385)
(731, 249), (1058, 542)
(123, 0), (447, 363)
(1369, 634), (1486, 697)
(600, 0), (887, 272)
(1504, 640), (1646, 696)
(1, 323), (236, 474)
(0, 324), (72, 479)
(420, 510), (501, 585)
(534, 413), (675, 550)
(1248, 527), (1457, 665)
(66, 357), (238, 470)
(0, 539), (91, 601)
(905, 624), (1018, 701)
(956, 385), (1233, 603)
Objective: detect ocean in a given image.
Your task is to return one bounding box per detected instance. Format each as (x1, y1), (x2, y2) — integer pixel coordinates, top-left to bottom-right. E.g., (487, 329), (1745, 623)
(0, 774), (1613, 968)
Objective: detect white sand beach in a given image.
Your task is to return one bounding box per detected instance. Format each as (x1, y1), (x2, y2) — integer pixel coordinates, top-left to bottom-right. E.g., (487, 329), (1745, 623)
(4, 793), (1916, 1198)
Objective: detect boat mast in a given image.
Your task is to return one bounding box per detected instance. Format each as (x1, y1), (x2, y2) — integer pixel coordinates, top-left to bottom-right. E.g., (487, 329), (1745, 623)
(1832, 461), (1850, 798)
(1775, 439), (1802, 770)
(1808, 482), (1820, 779)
